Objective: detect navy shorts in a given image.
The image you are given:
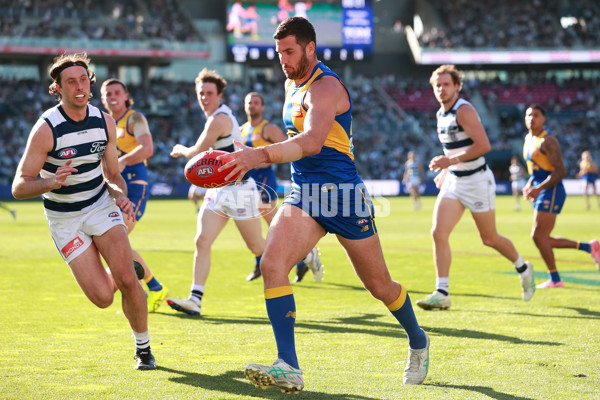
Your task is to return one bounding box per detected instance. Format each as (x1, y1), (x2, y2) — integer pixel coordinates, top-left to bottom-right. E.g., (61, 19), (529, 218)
(533, 182), (566, 214)
(283, 181), (377, 240)
(250, 167), (278, 204)
(128, 182), (150, 221)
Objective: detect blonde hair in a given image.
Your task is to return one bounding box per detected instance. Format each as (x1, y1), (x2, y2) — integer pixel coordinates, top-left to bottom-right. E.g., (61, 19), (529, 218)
(429, 64), (463, 91)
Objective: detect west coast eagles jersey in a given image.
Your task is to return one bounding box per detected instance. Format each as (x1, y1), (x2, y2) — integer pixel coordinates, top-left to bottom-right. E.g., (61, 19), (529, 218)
(282, 61), (358, 185)
(116, 108), (148, 183)
(523, 127), (555, 183)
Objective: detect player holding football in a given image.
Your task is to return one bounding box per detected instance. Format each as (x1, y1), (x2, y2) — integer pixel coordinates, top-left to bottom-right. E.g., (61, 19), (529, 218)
(167, 68), (266, 316)
(219, 17), (429, 393)
(522, 105), (600, 287)
(416, 64), (535, 310)
(241, 91), (323, 283)
(100, 78), (169, 313)
(12, 53), (156, 370)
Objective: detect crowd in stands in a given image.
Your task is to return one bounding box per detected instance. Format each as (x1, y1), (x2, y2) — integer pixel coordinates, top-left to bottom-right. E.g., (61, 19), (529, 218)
(419, 0), (599, 49)
(0, 0), (203, 42)
(1, 72), (598, 188)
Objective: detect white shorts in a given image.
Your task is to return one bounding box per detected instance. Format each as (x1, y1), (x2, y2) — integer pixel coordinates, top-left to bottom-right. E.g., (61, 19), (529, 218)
(201, 178), (261, 220)
(406, 176), (421, 190)
(512, 178), (526, 192)
(45, 192), (126, 264)
(188, 184), (208, 198)
(438, 167), (496, 212)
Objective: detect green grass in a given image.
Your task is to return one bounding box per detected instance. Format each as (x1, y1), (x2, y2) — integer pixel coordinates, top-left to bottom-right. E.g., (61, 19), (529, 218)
(1, 196), (599, 400)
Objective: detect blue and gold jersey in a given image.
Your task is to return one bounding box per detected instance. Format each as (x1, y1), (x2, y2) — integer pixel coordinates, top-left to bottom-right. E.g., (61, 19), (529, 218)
(116, 108), (148, 183)
(241, 119), (271, 149)
(523, 127), (555, 184)
(282, 62), (358, 185)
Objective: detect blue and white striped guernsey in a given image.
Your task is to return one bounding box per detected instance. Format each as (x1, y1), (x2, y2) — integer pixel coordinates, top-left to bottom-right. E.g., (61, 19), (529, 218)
(436, 98), (486, 175)
(40, 104), (109, 213)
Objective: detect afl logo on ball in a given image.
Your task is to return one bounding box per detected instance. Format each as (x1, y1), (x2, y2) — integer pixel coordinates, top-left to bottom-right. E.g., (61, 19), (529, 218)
(58, 148), (77, 158)
(196, 166), (214, 177)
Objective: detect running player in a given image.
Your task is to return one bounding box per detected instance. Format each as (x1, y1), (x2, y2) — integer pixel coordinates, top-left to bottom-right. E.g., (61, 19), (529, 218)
(100, 78), (169, 313)
(241, 91), (323, 283)
(12, 53), (155, 370)
(167, 68), (266, 316)
(523, 105), (600, 286)
(417, 64), (535, 310)
(219, 17), (429, 392)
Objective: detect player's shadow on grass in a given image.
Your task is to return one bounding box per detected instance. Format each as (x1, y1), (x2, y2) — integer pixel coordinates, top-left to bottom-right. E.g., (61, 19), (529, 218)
(158, 366), (378, 399)
(194, 314), (558, 346)
(426, 383), (535, 400)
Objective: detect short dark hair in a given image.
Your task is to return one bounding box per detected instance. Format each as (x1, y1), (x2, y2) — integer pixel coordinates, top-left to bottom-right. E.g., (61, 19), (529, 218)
(48, 52), (96, 100)
(246, 91), (264, 105)
(101, 78), (134, 108)
(273, 16), (316, 48)
(526, 104), (545, 116)
(195, 68), (227, 94)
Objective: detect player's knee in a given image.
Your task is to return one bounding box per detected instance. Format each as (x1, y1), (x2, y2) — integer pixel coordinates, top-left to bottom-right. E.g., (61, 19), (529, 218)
(362, 278), (390, 302)
(480, 234), (497, 248)
(194, 233), (214, 252)
(431, 226), (447, 242)
(258, 256), (278, 277)
(90, 290), (114, 309)
(113, 269), (139, 292)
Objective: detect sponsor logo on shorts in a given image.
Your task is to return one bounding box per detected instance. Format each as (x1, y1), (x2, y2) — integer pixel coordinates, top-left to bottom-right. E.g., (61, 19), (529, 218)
(237, 208), (247, 215)
(61, 236), (84, 258)
(474, 201), (484, 208)
(357, 218), (369, 225)
(58, 148), (77, 158)
(108, 211), (119, 218)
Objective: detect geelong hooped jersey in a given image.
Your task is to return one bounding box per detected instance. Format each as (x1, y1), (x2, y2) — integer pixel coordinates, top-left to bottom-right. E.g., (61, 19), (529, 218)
(523, 128), (555, 183)
(436, 98), (486, 173)
(283, 62), (358, 184)
(212, 104), (241, 152)
(116, 108), (148, 183)
(40, 104), (108, 213)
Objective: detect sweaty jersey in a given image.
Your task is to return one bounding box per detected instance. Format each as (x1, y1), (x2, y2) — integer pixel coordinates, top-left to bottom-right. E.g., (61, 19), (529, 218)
(283, 61), (358, 184)
(436, 98), (486, 174)
(523, 127), (556, 183)
(39, 104), (109, 213)
(116, 108), (148, 183)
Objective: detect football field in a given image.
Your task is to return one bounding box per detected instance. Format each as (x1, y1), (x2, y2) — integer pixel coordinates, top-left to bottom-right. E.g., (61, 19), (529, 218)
(1, 196), (598, 399)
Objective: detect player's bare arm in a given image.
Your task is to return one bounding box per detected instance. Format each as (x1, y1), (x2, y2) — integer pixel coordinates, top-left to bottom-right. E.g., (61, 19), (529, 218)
(101, 113), (134, 219)
(118, 112), (153, 172)
(218, 75), (345, 182)
(12, 119), (78, 199)
(429, 105), (490, 172)
(171, 113), (232, 159)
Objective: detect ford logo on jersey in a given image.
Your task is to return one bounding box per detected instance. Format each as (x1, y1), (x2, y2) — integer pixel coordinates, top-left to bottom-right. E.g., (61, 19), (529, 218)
(58, 148), (77, 158)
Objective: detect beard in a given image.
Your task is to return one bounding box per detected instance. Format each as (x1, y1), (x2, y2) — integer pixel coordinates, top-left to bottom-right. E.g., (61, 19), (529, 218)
(283, 51), (310, 80)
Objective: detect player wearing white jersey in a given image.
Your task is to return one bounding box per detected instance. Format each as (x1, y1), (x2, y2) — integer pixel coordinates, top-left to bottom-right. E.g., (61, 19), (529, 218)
(167, 68), (265, 316)
(12, 53), (156, 370)
(416, 64), (535, 310)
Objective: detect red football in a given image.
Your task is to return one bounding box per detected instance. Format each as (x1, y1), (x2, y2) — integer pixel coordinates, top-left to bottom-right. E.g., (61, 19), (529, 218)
(184, 149), (235, 188)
